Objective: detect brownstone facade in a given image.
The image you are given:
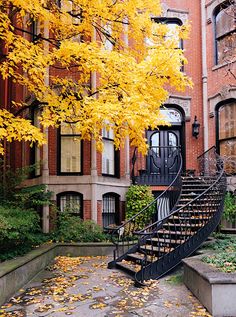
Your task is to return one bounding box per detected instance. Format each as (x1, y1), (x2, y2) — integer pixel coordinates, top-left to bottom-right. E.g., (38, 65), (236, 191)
(0, 0), (235, 232)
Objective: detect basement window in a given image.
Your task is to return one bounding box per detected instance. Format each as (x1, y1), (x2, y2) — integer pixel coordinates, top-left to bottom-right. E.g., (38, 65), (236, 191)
(57, 191), (83, 217)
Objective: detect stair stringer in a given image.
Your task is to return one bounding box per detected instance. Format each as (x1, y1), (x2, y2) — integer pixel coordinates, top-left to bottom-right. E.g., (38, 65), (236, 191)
(135, 206), (223, 283)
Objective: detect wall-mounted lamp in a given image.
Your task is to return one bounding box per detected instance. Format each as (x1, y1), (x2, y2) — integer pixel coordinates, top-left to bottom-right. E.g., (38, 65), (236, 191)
(192, 116), (200, 139)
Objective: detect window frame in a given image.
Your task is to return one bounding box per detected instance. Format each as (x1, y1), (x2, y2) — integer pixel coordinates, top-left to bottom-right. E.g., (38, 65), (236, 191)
(102, 128), (120, 177)
(58, 124), (83, 175)
(30, 105), (42, 178)
(213, 1), (236, 65)
(151, 17), (183, 50)
(215, 99), (236, 173)
(102, 193), (120, 228)
(57, 191), (83, 217)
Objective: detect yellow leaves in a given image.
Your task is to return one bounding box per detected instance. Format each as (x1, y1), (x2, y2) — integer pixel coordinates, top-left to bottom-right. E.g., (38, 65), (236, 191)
(164, 300), (173, 308)
(0, 109), (46, 154)
(0, 0), (192, 154)
(90, 302), (108, 309)
(35, 303), (54, 313)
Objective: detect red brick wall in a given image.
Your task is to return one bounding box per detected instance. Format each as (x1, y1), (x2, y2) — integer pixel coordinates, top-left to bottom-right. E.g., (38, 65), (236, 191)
(83, 200), (91, 220)
(48, 127), (57, 175)
(83, 140), (91, 175)
(97, 200), (102, 226)
(205, 0), (236, 148)
(154, 1), (204, 170)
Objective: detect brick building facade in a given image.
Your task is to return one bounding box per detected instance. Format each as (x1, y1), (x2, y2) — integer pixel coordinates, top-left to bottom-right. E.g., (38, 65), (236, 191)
(0, 0), (235, 232)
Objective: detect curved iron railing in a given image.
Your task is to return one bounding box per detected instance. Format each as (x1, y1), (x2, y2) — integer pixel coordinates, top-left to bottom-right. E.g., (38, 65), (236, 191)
(133, 147), (226, 284)
(108, 148), (183, 266)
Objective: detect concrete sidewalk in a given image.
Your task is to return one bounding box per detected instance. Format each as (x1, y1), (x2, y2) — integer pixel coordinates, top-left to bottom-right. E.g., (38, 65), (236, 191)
(0, 256), (211, 317)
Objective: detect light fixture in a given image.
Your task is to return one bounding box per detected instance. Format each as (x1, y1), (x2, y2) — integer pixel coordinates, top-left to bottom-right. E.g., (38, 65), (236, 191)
(192, 116), (200, 139)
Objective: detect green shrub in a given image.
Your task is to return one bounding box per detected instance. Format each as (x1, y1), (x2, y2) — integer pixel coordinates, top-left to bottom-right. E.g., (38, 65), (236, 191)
(0, 161), (52, 209)
(223, 191), (236, 223)
(52, 212), (108, 242)
(125, 185), (155, 229)
(0, 205), (47, 261)
(0, 162), (53, 261)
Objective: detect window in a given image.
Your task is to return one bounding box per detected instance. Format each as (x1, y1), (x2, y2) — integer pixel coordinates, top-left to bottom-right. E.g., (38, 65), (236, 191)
(57, 192), (83, 216)
(59, 123), (82, 174)
(214, 1), (236, 65)
(31, 19), (40, 43)
(151, 18), (183, 49)
(104, 23), (114, 51)
(102, 193), (119, 227)
(160, 108), (182, 125)
(216, 100), (236, 174)
(149, 18), (183, 71)
(30, 107), (41, 177)
(102, 127), (119, 176)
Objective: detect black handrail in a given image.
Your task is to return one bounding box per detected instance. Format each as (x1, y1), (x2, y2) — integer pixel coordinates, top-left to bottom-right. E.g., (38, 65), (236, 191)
(197, 145), (216, 160)
(109, 148), (183, 263)
(132, 147), (226, 284)
(135, 147), (222, 234)
(135, 162), (224, 235)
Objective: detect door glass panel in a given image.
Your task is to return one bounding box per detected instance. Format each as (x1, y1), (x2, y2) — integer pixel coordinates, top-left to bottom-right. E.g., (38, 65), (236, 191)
(150, 132), (160, 157)
(168, 132), (177, 147)
(168, 132), (178, 157)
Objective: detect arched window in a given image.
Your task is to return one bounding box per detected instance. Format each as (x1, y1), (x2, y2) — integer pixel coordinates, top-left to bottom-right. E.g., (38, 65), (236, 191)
(214, 1), (236, 65)
(57, 191), (83, 217)
(151, 17), (183, 49)
(102, 193), (120, 227)
(216, 99), (236, 174)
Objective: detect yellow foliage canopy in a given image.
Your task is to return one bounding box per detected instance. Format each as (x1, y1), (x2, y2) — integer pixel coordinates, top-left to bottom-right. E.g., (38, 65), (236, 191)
(0, 0), (192, 154)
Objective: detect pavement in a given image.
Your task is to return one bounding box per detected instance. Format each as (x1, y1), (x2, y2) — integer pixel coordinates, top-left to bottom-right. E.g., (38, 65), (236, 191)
(0, 255), (212, 317)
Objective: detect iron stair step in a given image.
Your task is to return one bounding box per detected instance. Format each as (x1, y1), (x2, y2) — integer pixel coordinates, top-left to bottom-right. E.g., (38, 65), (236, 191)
(180, 192), (220, 197)
(182, 187), (210, 191)
(158, 228), (193, 235)
(178, 198), (220, 204)
(182, 182), (209, 187)
(126, 252), (158, 263)
(181, 180), (217, 186)
(146, 237), (184, 245)
(140, 244), (174, 254)
(182, 176), (217, 180)
(176, 208), (218, 213)
(163, 222), (203, 229)
(170, 215), (210, 221)
(115, 261), (139, 276)
(177, 203), (219, 207)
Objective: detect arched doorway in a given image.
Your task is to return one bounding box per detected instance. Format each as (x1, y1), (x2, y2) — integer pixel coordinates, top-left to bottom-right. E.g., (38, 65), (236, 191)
(146, 107), (185, 185)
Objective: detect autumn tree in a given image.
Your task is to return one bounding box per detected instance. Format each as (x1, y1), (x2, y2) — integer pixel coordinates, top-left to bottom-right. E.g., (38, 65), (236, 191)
(0, 0), (191, 154)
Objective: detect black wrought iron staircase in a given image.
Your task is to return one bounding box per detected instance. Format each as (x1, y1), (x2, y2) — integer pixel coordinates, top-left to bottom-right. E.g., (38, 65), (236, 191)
(108, 147), (227, 285)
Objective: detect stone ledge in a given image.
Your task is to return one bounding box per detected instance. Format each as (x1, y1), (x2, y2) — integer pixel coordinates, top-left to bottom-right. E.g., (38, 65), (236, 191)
(0, 244), (57, 279)
(183, 255), (236, 317)
(0, 242), (114, 306)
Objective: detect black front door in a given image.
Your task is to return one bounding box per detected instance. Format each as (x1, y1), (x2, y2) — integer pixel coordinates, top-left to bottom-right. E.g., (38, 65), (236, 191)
(146, 129), (181, 184)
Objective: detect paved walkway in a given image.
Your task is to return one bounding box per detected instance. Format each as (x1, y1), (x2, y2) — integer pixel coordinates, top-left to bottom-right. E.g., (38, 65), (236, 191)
(0, 256), (211, 317)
